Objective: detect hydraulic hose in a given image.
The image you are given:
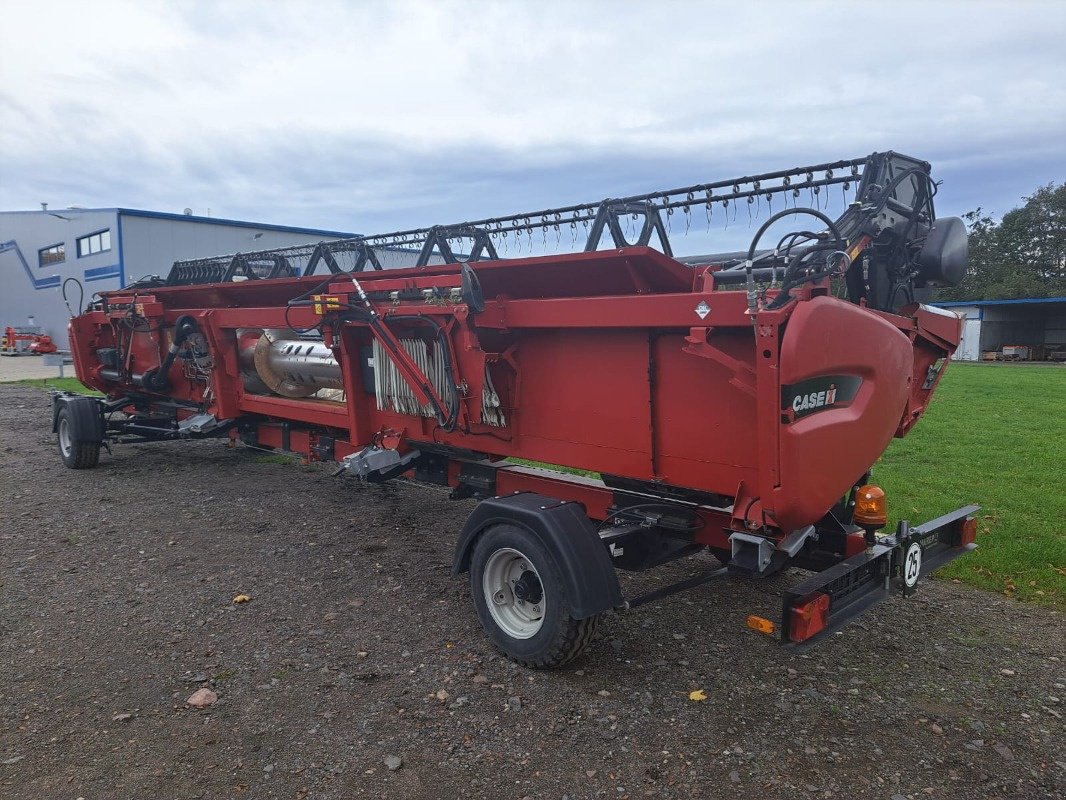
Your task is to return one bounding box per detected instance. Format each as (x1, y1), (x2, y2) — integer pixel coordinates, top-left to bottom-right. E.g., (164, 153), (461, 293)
(764, 252), (813, 310)
(378, 314), (460, 432)
(746, 208), (843, 263)
(143, 314), (198, 392)
(742, 208), (846, 311)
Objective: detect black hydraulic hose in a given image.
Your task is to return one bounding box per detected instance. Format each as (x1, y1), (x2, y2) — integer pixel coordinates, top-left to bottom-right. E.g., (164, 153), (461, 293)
(713, 266), (790, 285)
(62, 277), (84, 318)
(379, 313), (460, 432)
(290, 274), (340, 305)
(740, 208), (845, 312)
(746, 207), (843, 263)
(773, 231), (818, 259)
(764, 247), (848, 310)
(764, 253), (810, 310)
(284, 275), (374, 333)
(143, 314), (198, 392)
(320, 302), (459, 431)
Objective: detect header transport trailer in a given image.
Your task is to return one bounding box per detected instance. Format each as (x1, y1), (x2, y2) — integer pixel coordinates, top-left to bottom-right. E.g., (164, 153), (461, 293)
(55, 151), (977, 667)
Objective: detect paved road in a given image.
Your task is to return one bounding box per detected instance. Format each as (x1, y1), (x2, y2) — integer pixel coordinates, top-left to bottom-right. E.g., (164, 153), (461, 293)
(0, 356), (69, 382)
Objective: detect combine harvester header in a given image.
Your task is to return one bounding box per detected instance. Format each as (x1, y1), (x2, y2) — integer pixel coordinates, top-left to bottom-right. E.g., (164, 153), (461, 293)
(55, 151), (977, 666)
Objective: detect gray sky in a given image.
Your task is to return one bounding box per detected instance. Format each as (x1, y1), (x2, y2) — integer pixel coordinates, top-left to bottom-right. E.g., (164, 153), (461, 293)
(2, 0), (1064, 254)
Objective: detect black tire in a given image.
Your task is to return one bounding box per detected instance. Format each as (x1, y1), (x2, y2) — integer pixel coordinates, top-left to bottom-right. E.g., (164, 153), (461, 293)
(469, 524), (600, 669)
(56, 406), (101, 469)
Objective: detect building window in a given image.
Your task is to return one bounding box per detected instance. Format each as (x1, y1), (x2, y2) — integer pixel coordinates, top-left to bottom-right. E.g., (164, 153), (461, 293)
(76, 229), (111, 257)
(39, 243), (65, 267)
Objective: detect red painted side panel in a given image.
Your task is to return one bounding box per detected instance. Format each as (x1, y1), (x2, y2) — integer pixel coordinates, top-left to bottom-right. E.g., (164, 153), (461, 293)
(652, 331), (758, 492)
(773, 297), (913, 531)
(72, 249), (958, 536)
(507, 329), (653, 478)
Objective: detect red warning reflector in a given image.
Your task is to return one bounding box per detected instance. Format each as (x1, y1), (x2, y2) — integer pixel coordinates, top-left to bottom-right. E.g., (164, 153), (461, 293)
(960, 516), (977, 546)
(788, 592), (830, 643)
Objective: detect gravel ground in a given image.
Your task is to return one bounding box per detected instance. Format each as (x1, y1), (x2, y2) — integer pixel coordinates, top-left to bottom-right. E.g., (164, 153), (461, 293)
(1, 384), (1062, 800)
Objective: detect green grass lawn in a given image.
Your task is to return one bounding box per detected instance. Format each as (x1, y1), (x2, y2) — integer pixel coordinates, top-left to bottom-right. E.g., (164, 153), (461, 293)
(9, 377), (102, 395)
(877, 364), (1065, 605)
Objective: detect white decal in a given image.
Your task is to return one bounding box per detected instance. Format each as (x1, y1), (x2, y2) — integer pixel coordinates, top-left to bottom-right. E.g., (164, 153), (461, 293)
(792, 383), (840, 414)
(695, 301), (711, 320)
(903, 542), (923, 589)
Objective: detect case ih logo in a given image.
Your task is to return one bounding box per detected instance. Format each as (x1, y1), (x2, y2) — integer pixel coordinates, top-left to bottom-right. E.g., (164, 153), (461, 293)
(782, 375), (862, 420)
(794, 385), (838, 412)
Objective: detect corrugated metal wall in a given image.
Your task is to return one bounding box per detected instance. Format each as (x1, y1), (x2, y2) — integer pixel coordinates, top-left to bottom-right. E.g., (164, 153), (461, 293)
(0, 209), (120, 350)
(119, 215), (347, 284)
(1, 210), (352, 349)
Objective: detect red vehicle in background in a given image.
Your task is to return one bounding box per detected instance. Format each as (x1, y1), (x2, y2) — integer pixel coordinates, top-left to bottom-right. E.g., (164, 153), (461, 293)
(2, 327), (58, 355)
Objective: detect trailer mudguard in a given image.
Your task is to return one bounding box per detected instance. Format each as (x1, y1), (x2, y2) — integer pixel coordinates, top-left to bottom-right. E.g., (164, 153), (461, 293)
(50, 394), (105, 443)
(452, 492), (624, 619)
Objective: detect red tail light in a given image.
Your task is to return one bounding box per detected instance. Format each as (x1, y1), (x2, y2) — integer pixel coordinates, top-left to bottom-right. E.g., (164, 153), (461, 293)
(960, 516), (977, 546)
(788, 592), (830, 643)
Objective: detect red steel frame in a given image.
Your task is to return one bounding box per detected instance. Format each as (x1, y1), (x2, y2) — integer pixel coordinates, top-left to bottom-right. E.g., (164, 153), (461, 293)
(71, 245), (961, 554)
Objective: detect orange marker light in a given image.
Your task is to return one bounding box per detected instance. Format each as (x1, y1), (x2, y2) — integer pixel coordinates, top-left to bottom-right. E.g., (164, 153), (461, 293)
(746, 615), (775, 635)
(854, 484), (887, 528)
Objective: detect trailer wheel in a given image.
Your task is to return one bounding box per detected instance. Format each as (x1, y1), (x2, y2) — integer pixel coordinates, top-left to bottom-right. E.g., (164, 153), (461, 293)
(56, 406), (101, 469)
(470, 524), (600, 668)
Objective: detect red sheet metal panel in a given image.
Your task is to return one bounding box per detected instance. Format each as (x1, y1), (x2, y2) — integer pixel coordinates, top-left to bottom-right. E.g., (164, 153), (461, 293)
(773, 296), (913, 531)
(651, 330), (758, 493)
(504, 329), (654, 478)
(72, 247), (960, 537)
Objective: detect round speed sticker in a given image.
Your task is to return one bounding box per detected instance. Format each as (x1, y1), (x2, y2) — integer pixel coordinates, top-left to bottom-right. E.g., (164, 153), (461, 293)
(903, 542), (923, 589)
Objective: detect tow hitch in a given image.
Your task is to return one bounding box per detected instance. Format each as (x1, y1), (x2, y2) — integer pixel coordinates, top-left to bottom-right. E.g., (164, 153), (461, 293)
(780, 504), (979, 650)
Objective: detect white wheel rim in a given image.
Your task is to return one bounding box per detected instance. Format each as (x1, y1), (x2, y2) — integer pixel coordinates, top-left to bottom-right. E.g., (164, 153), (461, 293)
(58, 417), (72, 457)
(482, 547), (545, 639)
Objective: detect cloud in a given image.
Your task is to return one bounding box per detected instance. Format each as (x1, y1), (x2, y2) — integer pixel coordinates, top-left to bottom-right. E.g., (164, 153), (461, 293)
(1, 0), (1063, 246)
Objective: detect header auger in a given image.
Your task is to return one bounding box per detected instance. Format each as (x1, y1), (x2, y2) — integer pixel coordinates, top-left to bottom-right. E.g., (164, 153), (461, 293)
(56, 150), (977, 667)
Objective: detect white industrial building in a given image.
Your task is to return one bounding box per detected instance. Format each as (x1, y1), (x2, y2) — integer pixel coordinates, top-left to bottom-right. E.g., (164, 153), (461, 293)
(1, 208), (356, 348)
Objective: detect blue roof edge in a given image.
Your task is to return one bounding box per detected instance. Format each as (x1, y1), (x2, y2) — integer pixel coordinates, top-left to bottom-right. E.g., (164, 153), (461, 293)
(117, 208), (357, 238)
(0, 207), (357, 239)
(933, 297), (1066, 307)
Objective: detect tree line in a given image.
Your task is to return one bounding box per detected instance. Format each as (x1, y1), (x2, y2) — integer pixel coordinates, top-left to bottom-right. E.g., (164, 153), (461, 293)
(934, 182), (1065, 301)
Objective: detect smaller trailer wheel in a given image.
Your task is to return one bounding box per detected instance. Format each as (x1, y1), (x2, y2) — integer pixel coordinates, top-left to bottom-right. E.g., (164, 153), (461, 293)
(470, 525), (599, 668)
(56, 406), (101, 469)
